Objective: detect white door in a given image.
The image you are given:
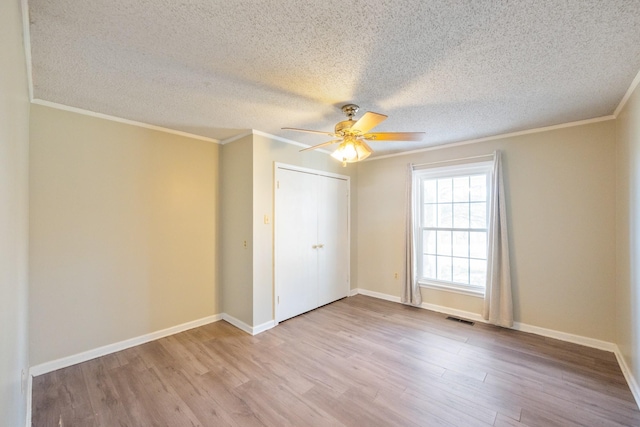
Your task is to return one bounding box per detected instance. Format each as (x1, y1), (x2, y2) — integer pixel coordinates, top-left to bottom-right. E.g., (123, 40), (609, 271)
(275, 165), (350, 322)
(275, 169), (319, 322)
(317, 175), (349, 306)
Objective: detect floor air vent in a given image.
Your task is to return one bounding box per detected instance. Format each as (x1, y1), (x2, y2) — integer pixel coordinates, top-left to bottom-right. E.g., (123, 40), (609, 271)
(446, 316), (475, 326)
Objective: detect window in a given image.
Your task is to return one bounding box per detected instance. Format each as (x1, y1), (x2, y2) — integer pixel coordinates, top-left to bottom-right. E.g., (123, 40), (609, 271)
(414, 161), (493, 296)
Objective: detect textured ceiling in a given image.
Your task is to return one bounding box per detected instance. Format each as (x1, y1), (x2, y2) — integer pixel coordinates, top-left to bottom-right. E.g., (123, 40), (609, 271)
(28, 0), (640, 156)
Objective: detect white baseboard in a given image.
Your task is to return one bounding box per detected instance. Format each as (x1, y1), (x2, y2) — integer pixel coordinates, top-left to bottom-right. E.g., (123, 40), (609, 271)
(29, 313), (222, 377)
(354, 288), (640, 406)
(420, 301), (487, 324)
(355, 288), (488, 323)
(25, 370), (32, 427)
(221, 313), (275, 335)
(352, 288), (616, 351)
(614, 346), (640, 407)
(511, 322), (615, 352)
(355, 288), (400, 302)
(25, 311), (278, 425)
(253, 319), (276, 335)
(29, 311), (275, 380)
(353, 287), (640, 407)
(222, 313), (253, 334)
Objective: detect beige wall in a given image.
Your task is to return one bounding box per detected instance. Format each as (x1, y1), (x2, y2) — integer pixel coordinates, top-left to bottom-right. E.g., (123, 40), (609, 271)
(0, 0), (30, 424)
(357, 120), (617, 342)
(616, 81), (640, 387)
(29, 104), (220, 366)
(221, 133), (358, 327)
(221, 135), (254, 325)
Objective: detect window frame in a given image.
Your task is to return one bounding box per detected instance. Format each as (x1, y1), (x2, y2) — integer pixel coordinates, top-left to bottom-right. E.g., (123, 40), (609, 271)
(413, 161), (493, 297)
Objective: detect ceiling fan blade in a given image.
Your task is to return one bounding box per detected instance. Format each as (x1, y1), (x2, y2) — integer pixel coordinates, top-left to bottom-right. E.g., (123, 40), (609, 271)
(351, 112), (388, 134)
(364, 132), (426, 141)
(359, 140), (374, 153)
(299, 139), (342, 152)
(282, 127), (335, 137)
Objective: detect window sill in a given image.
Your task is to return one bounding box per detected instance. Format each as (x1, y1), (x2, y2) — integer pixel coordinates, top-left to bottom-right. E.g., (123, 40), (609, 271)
(419, 281), (485, 298)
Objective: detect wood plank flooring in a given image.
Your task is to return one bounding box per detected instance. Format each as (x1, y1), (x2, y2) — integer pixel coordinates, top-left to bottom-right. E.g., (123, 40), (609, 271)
(32, 295), (640, 426)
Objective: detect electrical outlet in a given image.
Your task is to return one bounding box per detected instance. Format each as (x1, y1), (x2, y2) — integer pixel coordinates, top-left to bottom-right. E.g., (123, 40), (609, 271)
(243, 240), (247, 248)
(264, 215), (270, 224)
(394, 272), (398, 279)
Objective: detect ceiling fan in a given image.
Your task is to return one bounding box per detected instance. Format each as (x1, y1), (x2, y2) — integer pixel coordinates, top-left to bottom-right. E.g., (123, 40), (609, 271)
(283, 104), (425, 166)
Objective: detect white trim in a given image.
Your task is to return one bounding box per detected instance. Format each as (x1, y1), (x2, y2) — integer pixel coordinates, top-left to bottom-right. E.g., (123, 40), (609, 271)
(221, 313), (253, 335)
(252, 129), (333, 154)
(220, 128), (327, 151)
(219, 130), (254, 145)
(419, 283), (484, 298)
(614, 346), (640, 407)
(355, 288), (485, 322)
(420, 301), (486, 323)
(25, 371), (32, 427)
(349, 288), (359, 297)
(614, 68), (640, 117)
(355, 288), (401, 303)
(20, 0), (33, 101)
(29, 314), (222, 376)
(412, 153), (495, 169)
(413, 159), (493, 175)
(221, 314), (276, 335)
(252, 320), (276, 335)
(220, 130), (333, 154)
(352, 289), (617, 351)
(367, 115), (615, 162)
(511, 322), (615, 352)
(274, 162), (350, 181)
(30, 99), (220, 143)
(252, 129), (310, 148)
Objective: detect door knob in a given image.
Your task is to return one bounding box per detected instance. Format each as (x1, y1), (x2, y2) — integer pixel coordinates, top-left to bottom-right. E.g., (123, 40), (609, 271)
(318, 244), (324, 248)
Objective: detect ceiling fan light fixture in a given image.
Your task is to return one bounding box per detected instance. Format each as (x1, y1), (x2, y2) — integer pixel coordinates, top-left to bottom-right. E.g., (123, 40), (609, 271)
(331, 137), (371, 166)
(287, 103), (425, 164)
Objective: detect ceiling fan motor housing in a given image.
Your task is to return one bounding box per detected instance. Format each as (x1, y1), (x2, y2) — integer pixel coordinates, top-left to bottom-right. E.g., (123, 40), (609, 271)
(335, 104), (360, 136)
(334, 119), (356, 135)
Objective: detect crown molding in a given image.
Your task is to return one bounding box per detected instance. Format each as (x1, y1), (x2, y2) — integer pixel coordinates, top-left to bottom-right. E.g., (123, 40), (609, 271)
(614, 68), (640, 117)
(220, 129), (332, 154)
(220, 129), (309, 148)
(20, 0), (33, 101)
(31, 99), (220, 143)
(367, 115), (615, 162)
(218, 131), (254, 145)
(252, 129), (310, 148)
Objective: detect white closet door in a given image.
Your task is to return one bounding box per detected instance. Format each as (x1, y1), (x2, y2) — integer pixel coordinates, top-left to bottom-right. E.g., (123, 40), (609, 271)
(317, 175), (349, 306)
(275, 169), (319, 322)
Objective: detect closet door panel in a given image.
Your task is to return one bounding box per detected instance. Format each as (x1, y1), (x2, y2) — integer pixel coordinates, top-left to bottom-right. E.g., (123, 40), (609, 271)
(275, 169), (319, 322)
(317, 175), (349, 306)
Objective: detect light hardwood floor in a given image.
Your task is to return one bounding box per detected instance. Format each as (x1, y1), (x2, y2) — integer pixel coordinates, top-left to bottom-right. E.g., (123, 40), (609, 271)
(32, 295), (640, 426)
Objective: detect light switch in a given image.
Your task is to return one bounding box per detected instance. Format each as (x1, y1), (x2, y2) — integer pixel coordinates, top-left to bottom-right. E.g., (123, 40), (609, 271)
(264, 215), (270, 224)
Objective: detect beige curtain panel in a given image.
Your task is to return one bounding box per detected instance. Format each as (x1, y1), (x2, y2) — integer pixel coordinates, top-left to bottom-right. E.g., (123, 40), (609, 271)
(483, 150), (513, 327)
(402, 163), (422, 307)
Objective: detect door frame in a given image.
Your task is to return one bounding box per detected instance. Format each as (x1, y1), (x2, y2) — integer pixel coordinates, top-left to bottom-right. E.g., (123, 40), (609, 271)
(273, 162), (351, 324)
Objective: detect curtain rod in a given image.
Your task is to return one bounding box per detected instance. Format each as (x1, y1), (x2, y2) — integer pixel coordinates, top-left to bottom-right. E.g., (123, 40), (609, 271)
(411, 152), (495, 169)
